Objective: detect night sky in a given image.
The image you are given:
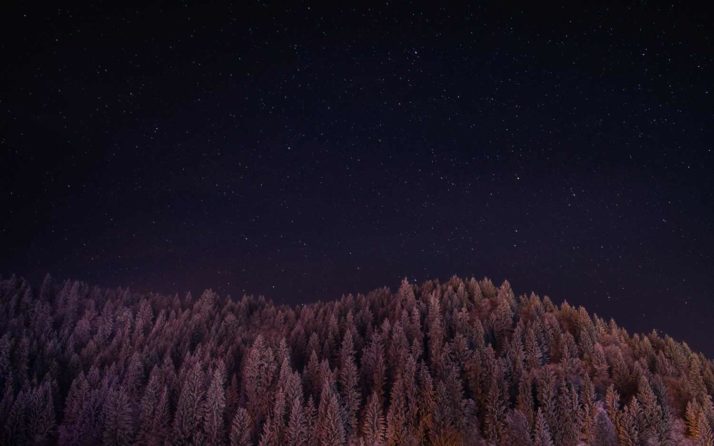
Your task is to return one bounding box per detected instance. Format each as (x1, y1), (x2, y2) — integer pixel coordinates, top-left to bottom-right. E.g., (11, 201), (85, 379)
(1, 3), (713, 355)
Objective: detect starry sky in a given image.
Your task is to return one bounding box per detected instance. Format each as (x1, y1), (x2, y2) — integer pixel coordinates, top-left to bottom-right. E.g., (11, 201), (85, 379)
(1, 3), (713, 355)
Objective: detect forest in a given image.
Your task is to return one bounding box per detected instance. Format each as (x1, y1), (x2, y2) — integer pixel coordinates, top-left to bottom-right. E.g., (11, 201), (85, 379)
(0, 274), (712, 445)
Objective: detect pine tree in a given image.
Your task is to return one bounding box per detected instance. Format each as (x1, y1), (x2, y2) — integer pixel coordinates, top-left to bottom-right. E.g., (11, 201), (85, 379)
(305, 396), (319, 446)
(427, 293), (444, 373)
(285, 397), (308, 446)
(362, 332), (387, 402)
(362, 391), (386, 445)
(533, 408), (554, 446)
(536, 369), (557, 430)
(317, 382), (345, 446)
(416, 363), (436, 439)
(173, 362), (205, 445)
(617, 397), (640, 446)
(258, 416), (278, 446)
(580, 375), (596, 443)
(687, 400), (702, 439)
(491, 287), (514, 348)
(29, 381), (56, 444)
(483, 373), (505, 443)
(203, 363), (226, 446)
(699, 412), (714, 446)
(305, 349), (322, 401)
(2, 274), (714, 446)
(270, 387), (286, 442)
(59, 372), (90, 444)
(244, 335), (277, 425)
(636, 374), (663, 442)
(386, 376), (408, 446)
(4, 387), (27, 444)
(604, 384), (620, 426)
(137, 368), (161, 444)
(229, 407), (252, 446)
(137, 368), (171, 445)
(123, 352), (144, 398)
(338, 329), (361, 436)
(506, 409), (533, 446)
(516, 373), (534, 427)
(102, 387), (134, 446)
(592, 409), (618, 446)
(554, 381), (579, 446)
(150, 387), (171, 445)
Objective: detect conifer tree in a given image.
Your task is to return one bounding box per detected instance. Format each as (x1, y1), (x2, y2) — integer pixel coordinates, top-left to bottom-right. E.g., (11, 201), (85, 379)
(592, 409), (618, 446)
(506, 409), (533, 446)
(362, 391), (386, 445)
(427, 294), (444, 373)
(483, 373), (505, 443)
(636, 373), (663, 442)
(258, 416), (278, 446)
(203, 363), (227, 446)
(699, 412), (714, 446)
(338, 329), (360, 436)
(102, 387), (134, 446)
(0, 275), (712, 446)
(173, 362), (205, 445)
(30, 381), (56, 444)
(244, 335), (276, 425)
(317, 382), (345, 446)
(285, 397), (308, 446)
(229, 408), (252, 446)
(386, 376), (408, 446)
(533, 408), (554, 446)
(616, 397), (640, 446)
(687, 400), (703, 439)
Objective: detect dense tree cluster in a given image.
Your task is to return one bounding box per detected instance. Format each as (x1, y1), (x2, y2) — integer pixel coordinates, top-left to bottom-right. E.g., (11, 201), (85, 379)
(0, 274), (713, 445)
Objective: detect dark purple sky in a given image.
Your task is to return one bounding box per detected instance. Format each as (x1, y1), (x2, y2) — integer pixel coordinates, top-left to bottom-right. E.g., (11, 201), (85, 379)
(1, 3), (713, 355)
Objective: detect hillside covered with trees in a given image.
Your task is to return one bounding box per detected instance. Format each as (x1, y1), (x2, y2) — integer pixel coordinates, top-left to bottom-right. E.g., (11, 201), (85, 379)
(0, 274), (713, 445)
